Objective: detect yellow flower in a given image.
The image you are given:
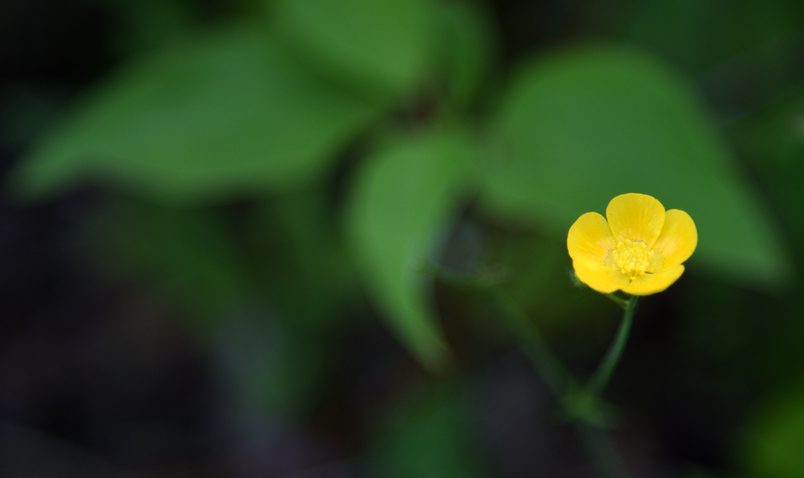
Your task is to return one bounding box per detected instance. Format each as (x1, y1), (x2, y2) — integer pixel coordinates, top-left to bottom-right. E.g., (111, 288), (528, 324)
(567, 193), (697, 296)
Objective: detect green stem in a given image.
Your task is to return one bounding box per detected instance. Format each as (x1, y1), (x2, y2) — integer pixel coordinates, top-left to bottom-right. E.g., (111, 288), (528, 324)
(430, 265), (636, 478)
(604, 293), (629, 309)
(587, 296), (637, 396)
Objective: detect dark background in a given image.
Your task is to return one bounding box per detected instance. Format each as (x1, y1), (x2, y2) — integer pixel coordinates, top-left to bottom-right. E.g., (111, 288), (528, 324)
(1, 1), (803, 477)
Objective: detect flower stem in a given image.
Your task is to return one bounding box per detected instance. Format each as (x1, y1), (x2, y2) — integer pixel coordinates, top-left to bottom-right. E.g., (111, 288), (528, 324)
(587, 296), (637, 396)
(604, 293), (629, 309)
(429, 265), (636, 478)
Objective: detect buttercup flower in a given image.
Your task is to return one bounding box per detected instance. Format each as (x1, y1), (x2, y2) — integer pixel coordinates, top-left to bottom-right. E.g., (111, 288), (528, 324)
(567, 193), (697, 296)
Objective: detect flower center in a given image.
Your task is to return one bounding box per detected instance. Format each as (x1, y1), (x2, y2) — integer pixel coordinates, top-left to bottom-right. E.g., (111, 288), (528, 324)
(611, 239), (652, 278)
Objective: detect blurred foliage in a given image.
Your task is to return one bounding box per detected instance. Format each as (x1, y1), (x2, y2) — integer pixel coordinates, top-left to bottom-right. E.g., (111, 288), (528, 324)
(15, 24), (382, 201)
(272, 0), (432, 96)
(4, 0), (804, 475)
(435, 0), (496, 109)
(347, 128), (474, 368)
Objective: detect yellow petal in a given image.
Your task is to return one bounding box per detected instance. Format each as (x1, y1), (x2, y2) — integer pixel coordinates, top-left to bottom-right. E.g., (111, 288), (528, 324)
(567, 212), (616, 265)
(652, 209), (697, 268)
(573, 260), (628, 294)
(621, 265), (685, 296)
(606, 193), (666, 246)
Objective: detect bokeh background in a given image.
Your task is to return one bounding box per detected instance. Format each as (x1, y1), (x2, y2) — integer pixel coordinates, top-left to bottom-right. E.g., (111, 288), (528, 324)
(1, 0), (803, 477)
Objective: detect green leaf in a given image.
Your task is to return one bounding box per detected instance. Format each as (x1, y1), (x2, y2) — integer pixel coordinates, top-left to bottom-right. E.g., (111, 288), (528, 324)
(346, 129), (473, 369)
(434, 0), (497, 108)
(482, 46), (788, 285)
(14, 24), (383, 202)
(272, 0), (433, 97)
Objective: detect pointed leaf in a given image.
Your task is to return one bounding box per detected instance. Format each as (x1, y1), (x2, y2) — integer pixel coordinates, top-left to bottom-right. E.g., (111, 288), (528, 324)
(15, 24), (383, 202)
(347, 129), (473, 369)
(273, 0), (432, 96)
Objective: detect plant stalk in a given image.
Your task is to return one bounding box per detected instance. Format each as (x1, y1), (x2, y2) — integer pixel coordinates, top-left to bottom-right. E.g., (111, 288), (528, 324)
(587, 296), (637, 396)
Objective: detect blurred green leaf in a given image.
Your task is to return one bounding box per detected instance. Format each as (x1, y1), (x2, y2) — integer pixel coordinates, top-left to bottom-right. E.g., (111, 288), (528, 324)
(742, 388), (804, 478)
(272, 0), (432, 97)
(435, 0), (497, 108)
(482, 46), (788, 285)
(346, 129), (474, 369)
(15, 24), (382, 202)
(370, 387), (486, 478)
